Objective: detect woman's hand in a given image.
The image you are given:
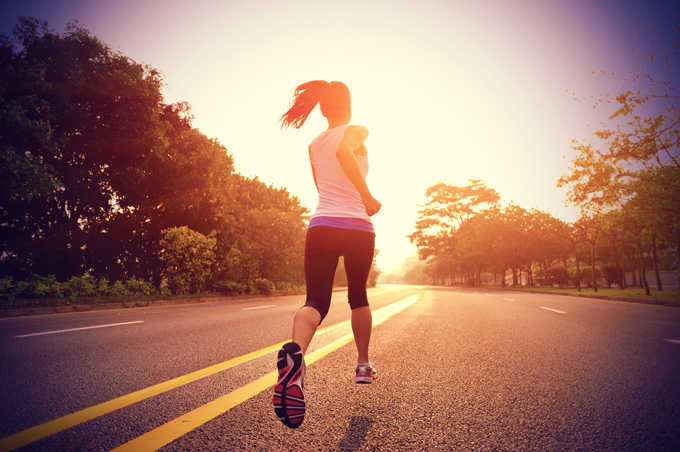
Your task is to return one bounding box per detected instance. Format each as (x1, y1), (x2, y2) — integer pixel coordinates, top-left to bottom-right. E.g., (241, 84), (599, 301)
(362, 194), (382, 216)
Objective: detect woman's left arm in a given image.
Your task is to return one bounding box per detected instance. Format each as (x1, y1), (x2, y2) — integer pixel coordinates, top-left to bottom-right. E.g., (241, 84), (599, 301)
(335, 126), (381, 216)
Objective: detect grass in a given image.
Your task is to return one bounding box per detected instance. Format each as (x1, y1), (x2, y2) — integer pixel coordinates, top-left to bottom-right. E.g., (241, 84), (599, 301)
(1, 288), (306, 311)
(486, 285), (680, 304)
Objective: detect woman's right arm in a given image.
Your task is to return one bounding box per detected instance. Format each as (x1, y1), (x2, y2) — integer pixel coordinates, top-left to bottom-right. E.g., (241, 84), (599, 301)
(308, 145), (319, 192)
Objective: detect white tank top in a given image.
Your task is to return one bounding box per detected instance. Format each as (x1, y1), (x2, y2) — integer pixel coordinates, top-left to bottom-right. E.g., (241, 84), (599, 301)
(309, 125), (371, 221)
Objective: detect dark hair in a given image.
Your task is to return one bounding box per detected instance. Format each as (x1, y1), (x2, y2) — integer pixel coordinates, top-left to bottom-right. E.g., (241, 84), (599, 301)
(280, 80), (351, 130)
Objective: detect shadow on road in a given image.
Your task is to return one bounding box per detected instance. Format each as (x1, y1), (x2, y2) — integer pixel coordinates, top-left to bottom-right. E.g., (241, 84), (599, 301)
(339, 416), (373, 451)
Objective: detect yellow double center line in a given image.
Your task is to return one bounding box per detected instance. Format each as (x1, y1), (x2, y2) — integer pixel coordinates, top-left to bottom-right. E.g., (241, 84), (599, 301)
(0, 293), (420, 452)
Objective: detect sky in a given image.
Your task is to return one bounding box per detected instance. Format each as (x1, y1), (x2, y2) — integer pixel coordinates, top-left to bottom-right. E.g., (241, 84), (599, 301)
(1, 0), (678, 274)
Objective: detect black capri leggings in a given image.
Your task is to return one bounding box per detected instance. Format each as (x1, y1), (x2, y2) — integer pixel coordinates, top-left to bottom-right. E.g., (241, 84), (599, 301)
(304, 226), (375, 323)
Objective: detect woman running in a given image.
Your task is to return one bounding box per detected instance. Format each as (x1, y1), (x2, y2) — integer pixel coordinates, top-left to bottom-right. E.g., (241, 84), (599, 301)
(273, 80), (382, 429)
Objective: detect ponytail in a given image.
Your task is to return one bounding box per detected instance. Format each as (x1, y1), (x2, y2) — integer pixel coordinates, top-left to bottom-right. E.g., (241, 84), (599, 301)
(280, 80), (351, 130)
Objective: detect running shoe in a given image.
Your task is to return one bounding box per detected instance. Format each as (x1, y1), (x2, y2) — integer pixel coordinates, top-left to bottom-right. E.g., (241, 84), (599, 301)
(273, 342), (306, 428)
(355, 362), (378, 384)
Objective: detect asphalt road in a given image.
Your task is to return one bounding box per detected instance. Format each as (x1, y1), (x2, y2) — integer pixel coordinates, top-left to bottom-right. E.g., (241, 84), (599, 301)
(1, 285), (679, 451)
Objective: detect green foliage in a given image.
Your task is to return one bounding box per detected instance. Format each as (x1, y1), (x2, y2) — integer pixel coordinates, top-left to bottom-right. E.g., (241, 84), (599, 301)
(109, 280), (130, 296)
(254, 278), (275, 294)
(578, 266), (602, 288)
(66, 276), (97, 298)
(0, 276), (13, 300)
(123, 277), (156, 295)
(12, 281), (30, 300)
(214, 280), (246, 295)
(567, 268), (581, 287)
(1, 274), (65, 299)
(0, 17), (307, 293)
(406, 20), (679, 289)
(544, 267), (569, 288)
(159, 226), (216, 294)
(408, 180), (500, 261)
(274, 281), (303, 293)
(29, 274), (63, 298)
(97, 278), (111, 297)
(556, 19), (679, 295)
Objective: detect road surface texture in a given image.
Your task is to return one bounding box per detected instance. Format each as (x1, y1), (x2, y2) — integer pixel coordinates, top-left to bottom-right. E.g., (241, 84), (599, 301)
(1, 285), (678, 451)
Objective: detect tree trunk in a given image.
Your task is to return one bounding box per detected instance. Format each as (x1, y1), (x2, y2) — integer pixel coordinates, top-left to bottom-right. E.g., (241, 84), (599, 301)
(590, 241), (597, 292)
(575, 256), (581, 291)
(637, 238), (650, 296)
(619, 248), (627, 289)
(651, 232), (662, 291)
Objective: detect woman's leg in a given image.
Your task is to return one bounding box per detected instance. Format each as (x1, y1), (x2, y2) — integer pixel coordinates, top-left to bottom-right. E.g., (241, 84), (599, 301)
(292, 306), (321, 354)
(342, 231), (375, 364)
(351, 306), (372, 363)
(295, 227), (339, 353)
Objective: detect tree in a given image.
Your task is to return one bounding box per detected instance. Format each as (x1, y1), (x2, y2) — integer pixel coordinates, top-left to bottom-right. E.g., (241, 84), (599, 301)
(558, 19), (679, 292)
(600, 209), (627, 289)
(574, 213), (602, 292)
(159, 226), (216, 294)
(0, 17), (165, 279)
(408, 180), (500, 280)
(221, 175), (307, 287)
(0, 17), (309, 291)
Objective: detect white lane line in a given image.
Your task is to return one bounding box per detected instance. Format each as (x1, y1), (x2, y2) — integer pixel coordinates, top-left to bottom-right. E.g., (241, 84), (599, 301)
(485, 294), (492, 297)
(503, 298), (515, 301)
(15, 321), (144, 338)
(666, 340), (680, 346)
(539, 307), (567, 314)
(242, 305), (277, 311)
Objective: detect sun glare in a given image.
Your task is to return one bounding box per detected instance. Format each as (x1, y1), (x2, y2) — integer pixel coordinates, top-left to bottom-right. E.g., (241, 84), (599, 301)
(2, 0), (668, 274)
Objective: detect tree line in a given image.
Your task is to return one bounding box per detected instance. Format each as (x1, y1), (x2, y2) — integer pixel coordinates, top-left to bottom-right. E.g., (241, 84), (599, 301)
(1, 17), (312, 298)
(408, 19), (679, 292)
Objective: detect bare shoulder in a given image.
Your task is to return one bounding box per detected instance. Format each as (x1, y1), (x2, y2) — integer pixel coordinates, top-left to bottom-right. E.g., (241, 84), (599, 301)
(344, 125), (369, 139)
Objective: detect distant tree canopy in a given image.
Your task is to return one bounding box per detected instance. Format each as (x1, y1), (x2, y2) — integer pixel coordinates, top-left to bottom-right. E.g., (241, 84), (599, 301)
(0, 17), (308, 292)
(557, 18), (679, 294)
(408, 20), (679, 291)
(409, 182), (573, 287)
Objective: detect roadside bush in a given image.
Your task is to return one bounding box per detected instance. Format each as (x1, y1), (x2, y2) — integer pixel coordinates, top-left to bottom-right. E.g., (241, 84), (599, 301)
(579, 266), (602, 288)
(140, 280), (157, 295)
(109, 280), (131, 296)
(123, 277), (156, 295)
(0, 276), (13, 300)
(254, 278), (275, 294)
(10, 274), (63, 299)
(12, 280), (30, 299)
(533, 268), (545, 285)
(214, 280), (246, 295)
(545, 267), (568, 288)
(159, 226), (217, 294)
(124, 277), (143, 294)
(67, 276), (97, 298)
(567, 267), (581, 287)
(275, 281), (303, 293)
(97, 278), (111, 296)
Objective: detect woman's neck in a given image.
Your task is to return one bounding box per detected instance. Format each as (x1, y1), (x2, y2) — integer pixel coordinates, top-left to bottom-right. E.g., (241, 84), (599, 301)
(326, 115), (349, 130)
